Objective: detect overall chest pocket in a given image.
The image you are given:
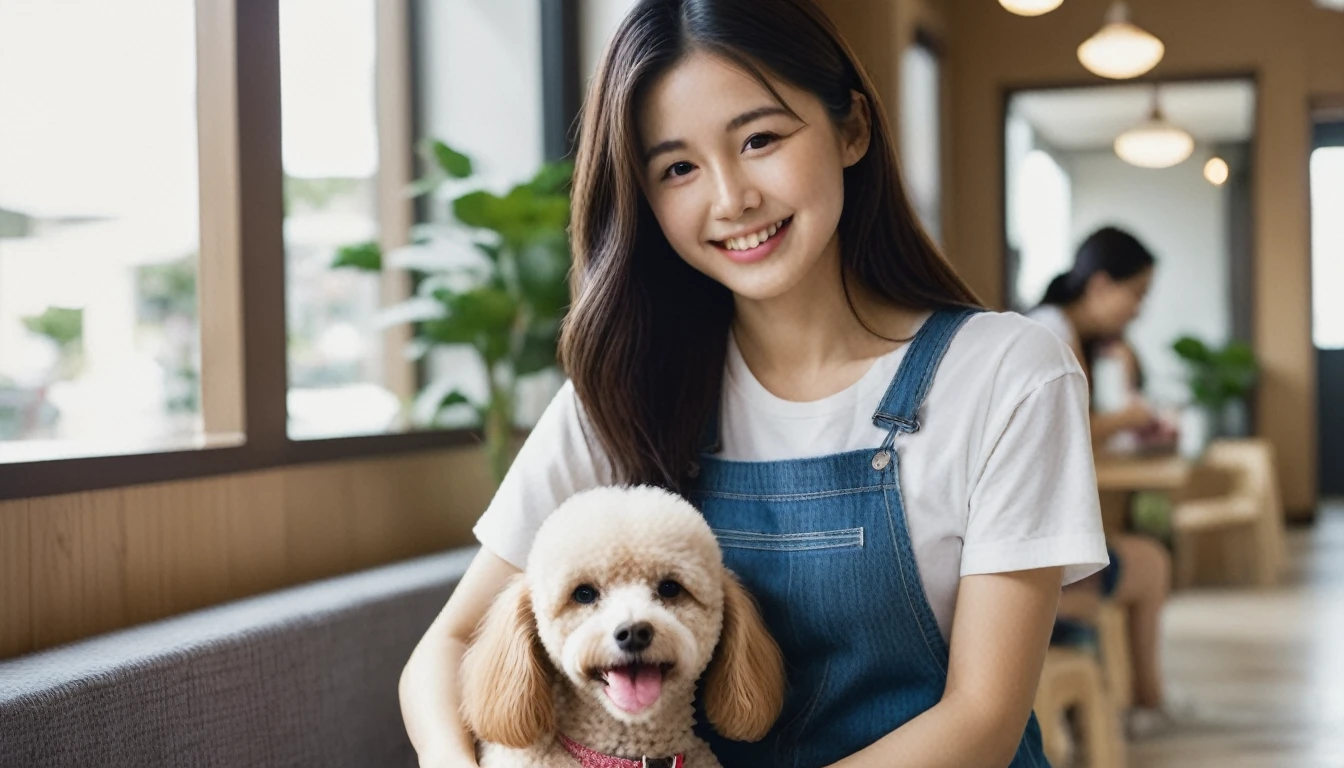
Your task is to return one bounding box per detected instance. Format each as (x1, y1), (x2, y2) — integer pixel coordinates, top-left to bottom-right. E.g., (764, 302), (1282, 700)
(711, 527), (864, 552)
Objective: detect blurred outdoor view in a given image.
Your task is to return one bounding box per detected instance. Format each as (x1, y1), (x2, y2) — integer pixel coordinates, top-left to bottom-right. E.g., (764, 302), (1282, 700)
(0, 0), (411, 457)
(280, 0), (401, 439)
(0, 0), (203, 461)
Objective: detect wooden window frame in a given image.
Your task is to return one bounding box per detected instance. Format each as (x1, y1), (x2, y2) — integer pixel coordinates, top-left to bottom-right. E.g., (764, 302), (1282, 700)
(1, 0), (585, 502)
(0, 0), (477, 502)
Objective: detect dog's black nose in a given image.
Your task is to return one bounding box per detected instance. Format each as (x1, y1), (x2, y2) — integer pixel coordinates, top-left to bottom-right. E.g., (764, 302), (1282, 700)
(614, 621), (654, 653)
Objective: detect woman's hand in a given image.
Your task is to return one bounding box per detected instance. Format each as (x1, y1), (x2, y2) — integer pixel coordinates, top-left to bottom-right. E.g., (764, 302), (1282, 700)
(417, 749), (478, 768)
(1115, 398), (1156, 431)
(1092, 397), (1156, 446)
(400, 549), (520, 768)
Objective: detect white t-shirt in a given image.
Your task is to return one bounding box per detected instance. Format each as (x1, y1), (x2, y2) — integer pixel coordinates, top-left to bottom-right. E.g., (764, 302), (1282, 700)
(473, 311), (1109, 640)
(1027, 304), (1134, 420)
(1026, 304), (1078, 352)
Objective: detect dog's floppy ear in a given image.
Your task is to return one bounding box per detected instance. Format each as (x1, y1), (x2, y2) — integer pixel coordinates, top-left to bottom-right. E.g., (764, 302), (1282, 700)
(702, 569), (785, 742)
(460, 574), (554, 748)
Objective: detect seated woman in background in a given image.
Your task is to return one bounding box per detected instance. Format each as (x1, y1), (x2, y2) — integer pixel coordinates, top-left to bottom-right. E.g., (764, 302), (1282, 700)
(1028, 226), (1190, 737)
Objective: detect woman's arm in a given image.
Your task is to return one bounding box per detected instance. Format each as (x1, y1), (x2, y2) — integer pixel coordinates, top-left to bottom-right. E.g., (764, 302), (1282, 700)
(400, 548), (522, 767)
(1091, 400), (1154, 446)
(825, 566), (1063, 768)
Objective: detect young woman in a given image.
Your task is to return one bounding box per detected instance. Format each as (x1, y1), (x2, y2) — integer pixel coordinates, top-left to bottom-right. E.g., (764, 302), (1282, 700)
(401, 1), (1107, 765)
(1029, 226), (1184, 736)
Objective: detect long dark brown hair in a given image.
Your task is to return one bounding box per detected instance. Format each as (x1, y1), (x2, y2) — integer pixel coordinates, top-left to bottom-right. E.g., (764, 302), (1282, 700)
(560, 0), (979, 493)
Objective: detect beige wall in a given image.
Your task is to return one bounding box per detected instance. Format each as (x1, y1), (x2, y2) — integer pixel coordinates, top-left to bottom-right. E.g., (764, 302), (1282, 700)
(1, 447), (494, 659)
(939, 0), (1344, 516)
(819, 0), (958, 243)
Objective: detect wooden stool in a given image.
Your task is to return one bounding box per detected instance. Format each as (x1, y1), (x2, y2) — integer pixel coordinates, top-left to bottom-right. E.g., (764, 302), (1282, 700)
(1173, 439), (1285, 588)
(1095, 601), (1134, 712)
(1035, 648), (1127, 768)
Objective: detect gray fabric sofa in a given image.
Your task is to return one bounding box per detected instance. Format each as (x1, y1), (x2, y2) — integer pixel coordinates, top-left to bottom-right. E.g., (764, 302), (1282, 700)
(0, 548), (476, 768)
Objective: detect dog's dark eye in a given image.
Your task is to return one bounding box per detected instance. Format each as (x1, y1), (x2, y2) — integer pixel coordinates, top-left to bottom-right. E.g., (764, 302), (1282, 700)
(657, 580), (683, 599)
(572, 584), (599, 604)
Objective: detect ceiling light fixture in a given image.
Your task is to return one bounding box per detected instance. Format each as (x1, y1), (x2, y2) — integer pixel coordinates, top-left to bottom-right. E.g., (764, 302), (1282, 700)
(999, 0), (1064, 16)
(1115, 91), (1194, 169)
(1078, 1), (1165, 79)
(1204, 157), (1230, 185)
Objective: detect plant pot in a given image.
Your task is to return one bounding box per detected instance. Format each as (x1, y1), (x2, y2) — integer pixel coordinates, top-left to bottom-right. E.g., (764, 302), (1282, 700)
(1219, 398), (1250, 438)
(1178, 405), (1211, 460)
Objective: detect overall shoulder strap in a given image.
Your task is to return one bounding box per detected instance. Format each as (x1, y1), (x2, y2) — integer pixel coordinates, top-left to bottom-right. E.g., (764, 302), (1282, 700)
(871, 307), (982, 435)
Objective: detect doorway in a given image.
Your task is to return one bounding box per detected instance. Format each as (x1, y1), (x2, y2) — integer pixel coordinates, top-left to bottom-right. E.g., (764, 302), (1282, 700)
(1312, 119), (1344, 496)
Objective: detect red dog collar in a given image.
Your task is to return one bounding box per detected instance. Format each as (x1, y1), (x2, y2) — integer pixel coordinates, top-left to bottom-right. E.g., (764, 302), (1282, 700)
(557, 734), (685, 768)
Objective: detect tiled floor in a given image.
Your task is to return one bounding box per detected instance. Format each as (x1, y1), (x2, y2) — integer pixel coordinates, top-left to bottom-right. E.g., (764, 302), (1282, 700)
(1128, 500), (1344, 767)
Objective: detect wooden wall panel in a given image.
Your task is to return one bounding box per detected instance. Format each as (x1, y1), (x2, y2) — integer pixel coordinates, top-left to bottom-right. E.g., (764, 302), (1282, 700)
(1, 445), (494, 660)
(29, 493), (127, 651)
(282, 462), (360, 586)
(221, 470), (290, 599)
(0, 500), (32, 658)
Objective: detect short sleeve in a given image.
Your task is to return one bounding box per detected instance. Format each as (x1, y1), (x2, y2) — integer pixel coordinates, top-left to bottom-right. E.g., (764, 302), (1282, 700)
(961, 372), (1109, 585)
(472, 380), (614, 569)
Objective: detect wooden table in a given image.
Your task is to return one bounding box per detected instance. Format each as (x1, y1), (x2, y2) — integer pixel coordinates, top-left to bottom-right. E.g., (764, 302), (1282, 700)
(1094, 453), (1192, 492)
(1093, 453), (1193, 534)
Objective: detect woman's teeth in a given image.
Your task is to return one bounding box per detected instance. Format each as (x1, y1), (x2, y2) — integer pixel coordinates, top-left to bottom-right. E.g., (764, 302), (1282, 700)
(723, 218), (788, 251)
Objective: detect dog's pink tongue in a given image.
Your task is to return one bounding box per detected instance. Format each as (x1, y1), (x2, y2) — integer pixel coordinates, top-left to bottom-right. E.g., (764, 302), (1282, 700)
(604, 664), (662, 713)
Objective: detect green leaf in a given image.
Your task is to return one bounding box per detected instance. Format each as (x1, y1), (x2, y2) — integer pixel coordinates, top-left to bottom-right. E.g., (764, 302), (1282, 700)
(475, 241), (503, 263)
(481, 330), (512, 364)
(516, 231), (571, 318)
(1172, 336), (1212, 364)
(436, 389), (474, 413)
(22, 306), (83, 348)
(452, 189), (509, 231)
(432, 141), (473, 179)
(421, 286), (518, 346)
(453, 184), (570, 248)
(527, 160), (574, 195)
(514, 329), (558, 376)
(1218, 342), (1257, 370)
(333, 241), (382, 271)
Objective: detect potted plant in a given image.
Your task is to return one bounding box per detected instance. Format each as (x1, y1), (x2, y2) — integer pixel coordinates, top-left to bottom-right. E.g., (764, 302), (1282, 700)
(334, 140), (572, 486)
(1171, 335), (1257, 453)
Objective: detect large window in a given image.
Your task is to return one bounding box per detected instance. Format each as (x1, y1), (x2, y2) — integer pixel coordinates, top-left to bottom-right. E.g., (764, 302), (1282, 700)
(280, 0), (402, 439)
(900, 36), (942, 245)
(0, 0), (581, 498)
(0, 0), (205, 461)
(1312, 146), (1344, 350)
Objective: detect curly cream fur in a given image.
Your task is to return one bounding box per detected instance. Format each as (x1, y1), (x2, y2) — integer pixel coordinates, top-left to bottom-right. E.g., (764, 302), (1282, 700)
(461, 486), (785, 767)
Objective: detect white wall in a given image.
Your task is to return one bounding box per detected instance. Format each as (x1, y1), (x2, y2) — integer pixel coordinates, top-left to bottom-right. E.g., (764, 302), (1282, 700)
(580, 0), (637, 87)
(418, 1), (543, 192)
(415, 1), (549, 425)
(1067, 147), (1231, 406)
(900, 44), (941, 245)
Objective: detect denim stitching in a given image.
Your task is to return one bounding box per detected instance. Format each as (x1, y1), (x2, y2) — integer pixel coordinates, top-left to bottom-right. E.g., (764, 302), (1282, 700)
(883, 463), (948, 675)
(716, 539), (863, 553)
(876, 309), (977, 432)
(712, 527), (864, 541)
(783, 658), (830, 768)
(696, 485), (885, 502)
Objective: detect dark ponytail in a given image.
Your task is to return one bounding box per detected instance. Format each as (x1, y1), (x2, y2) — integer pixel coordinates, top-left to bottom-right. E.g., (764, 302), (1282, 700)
(1039, 226), (1157, 308)
(1041, 272), (1080, 306)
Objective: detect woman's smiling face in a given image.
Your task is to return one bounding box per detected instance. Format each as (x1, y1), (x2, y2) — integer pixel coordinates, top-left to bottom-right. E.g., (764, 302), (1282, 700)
(637, 51), (869, 302)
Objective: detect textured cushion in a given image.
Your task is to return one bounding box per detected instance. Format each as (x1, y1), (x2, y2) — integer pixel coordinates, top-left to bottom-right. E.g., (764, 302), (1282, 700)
(0, 549), (476, 768)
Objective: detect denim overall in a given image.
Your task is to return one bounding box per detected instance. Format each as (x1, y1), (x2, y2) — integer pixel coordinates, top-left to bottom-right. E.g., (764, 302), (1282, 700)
(691, 308), (1048, 768)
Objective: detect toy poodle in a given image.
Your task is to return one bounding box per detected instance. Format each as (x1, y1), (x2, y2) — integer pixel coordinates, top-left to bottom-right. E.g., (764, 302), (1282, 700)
(460, 485), (785, 767)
